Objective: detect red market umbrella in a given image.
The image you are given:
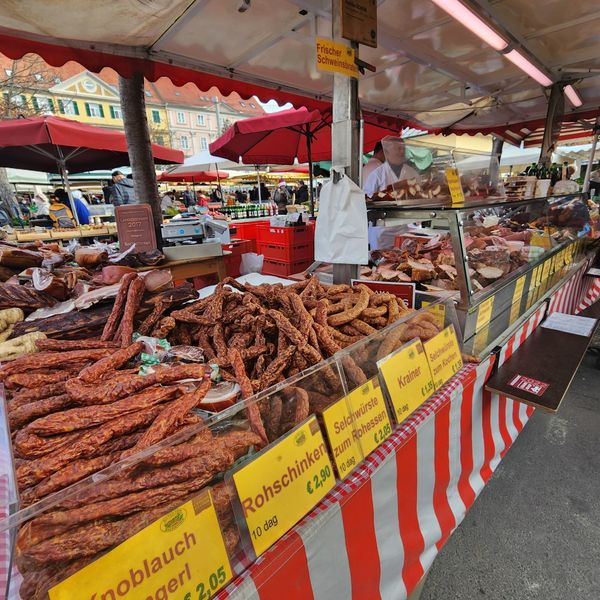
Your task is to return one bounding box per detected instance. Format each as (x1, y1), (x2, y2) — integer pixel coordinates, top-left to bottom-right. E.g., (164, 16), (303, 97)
(0, 115), (183, 171)
(0, 115), (183, 224)
(157, 170), (229, 183)
(209, 107), (399, 215)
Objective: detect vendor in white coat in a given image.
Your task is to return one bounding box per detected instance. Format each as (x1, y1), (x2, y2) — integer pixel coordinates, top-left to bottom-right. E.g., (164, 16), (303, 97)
(364, 136), (420, 196)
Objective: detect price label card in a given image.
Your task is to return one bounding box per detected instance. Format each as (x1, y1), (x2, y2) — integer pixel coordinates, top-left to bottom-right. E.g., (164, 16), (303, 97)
(421, 301), (446, 329)
(445, 167), (465, 205)
(322, 377), (392, 478)
(509, 275), (526, 324)
(321, 397), (362, 479)
(348, 377), (393, 456)
(475, 296), (494, 332)
(232, 417), (335, 557)
(50, 491), (232, 600)
(541, 258), (551, 282)
(378, 338), (435, 424)
(423, 324), (463, 389)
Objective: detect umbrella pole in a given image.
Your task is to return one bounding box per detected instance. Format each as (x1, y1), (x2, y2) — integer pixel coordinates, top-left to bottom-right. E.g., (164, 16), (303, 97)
(215, 167), (223, 207)
(59, 161), (81, 227)
(257, 167), (262, 203)
(306, 127), (315, 217)
(582, 117), (600, 195)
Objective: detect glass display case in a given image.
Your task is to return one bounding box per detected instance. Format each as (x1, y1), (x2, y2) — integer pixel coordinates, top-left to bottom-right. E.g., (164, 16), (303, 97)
(364, 193), (592, 354)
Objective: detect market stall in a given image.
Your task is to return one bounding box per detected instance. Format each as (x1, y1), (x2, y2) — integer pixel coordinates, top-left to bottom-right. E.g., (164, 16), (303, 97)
(1, 2), (600, 600)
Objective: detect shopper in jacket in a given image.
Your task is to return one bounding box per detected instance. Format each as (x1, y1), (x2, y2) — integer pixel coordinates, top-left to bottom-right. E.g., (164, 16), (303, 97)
(109, 171), (136, 205)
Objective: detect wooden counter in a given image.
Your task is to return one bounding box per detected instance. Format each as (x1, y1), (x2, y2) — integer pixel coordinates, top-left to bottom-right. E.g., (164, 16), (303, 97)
(136, 255), (227, 283)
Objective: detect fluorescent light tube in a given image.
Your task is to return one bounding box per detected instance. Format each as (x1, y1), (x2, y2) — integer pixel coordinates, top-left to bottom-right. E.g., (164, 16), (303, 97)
(504, 49), (553, 87)
(564, 84), (583, 108)
(431, 0), (508, 51)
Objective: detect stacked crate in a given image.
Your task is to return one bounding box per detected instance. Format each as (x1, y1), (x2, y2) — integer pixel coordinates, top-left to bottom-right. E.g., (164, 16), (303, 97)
(257, 224), (314, 277)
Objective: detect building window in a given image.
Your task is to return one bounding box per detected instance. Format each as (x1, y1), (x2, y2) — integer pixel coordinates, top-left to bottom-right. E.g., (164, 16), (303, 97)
(152, 109), (161, 124)
(33, 96), (54, 114)
(240, 101), (246, 107)
(180, 135), (189, 150)
(85, 102), (104, 118)
(155, 135), (165, 146)
(197, 114), (205, 126)
(58, 99), (80, 115)
(34, 73), (43, 81)
(250, 102), (256, 108)
(109, 105), (122, 119)
(200, 137), (208, 150)
(4, 69), (12, 77)
(54, 77), (61, 84)
(176, 111), (185, 124)
(11, 95), (25, 107)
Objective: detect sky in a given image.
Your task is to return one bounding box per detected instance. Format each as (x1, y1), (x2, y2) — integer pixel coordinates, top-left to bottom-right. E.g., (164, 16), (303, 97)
(258, 99), (292, 113)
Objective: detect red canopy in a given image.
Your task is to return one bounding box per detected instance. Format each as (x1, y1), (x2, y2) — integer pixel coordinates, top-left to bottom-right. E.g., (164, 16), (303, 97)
(0, 115), (183, 172)
(209, 107), (399, 164)
(157, 170), (228, 183)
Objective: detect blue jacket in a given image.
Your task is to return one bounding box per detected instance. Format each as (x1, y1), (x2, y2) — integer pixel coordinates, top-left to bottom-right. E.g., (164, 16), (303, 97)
(74, 198), (90, 225)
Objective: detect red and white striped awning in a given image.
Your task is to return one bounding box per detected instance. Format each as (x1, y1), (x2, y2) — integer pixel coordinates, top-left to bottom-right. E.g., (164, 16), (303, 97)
(452, 108), (600, 147)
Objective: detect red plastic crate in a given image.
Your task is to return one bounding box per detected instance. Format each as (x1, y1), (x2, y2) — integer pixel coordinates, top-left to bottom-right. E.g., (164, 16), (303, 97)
(262, 257), (313, 277)
(257, 224), (311, 246)
(224, 254), (242, 277)
(257, 241), (313, 262)
(223, 239), (254, 255)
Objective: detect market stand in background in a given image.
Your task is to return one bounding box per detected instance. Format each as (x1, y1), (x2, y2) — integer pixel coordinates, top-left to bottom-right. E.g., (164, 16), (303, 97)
(1, 1), (600, 600)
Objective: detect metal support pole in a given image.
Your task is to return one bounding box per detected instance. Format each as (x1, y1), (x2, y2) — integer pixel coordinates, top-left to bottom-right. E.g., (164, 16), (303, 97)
(58, 161), (81, 227)
(489, 135), (504, 187)
(539, 83), (565, 167)
(582, 118), (600, 195)
(306, 126), (315, 217)
(331, 1), (361, 284)
(256, 167), (262, 203)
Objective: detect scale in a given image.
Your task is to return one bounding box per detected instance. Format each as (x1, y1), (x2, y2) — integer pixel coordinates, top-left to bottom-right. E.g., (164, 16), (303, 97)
(160, 216), (231, 261)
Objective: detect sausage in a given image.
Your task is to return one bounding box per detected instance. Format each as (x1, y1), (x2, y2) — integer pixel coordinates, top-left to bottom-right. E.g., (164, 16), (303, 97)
(78, 341), (144, 383)
(0, 349), (114, 378)
(120, 379), (211, 458)
(101, 272), (136, 341)
(118, 277), (146, 347)
(27, 385), (180, 436)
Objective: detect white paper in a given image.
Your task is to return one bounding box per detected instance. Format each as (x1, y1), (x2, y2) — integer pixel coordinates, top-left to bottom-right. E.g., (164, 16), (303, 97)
(315, 174), (368, 264)
(541, 312), (597, 337)
(586, 267), (600, 277)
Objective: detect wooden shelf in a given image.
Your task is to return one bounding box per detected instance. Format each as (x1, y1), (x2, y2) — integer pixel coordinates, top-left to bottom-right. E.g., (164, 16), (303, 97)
(485, 301), (600, 412)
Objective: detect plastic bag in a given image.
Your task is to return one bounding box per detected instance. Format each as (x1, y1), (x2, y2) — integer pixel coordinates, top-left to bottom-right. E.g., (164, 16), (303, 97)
(315, 174), (368, 264)
(240, 252), (264, 275)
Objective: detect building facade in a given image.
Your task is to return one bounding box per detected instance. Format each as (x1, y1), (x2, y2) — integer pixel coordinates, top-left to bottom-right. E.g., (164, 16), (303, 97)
(0, 54), (264, 158)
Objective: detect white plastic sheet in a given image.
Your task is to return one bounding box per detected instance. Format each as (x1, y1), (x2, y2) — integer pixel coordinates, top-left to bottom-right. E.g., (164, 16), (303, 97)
(314, 175), (368, 265)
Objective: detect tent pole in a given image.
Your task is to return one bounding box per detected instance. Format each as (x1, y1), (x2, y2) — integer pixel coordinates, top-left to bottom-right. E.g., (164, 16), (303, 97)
(330, 3), (360, 284)
(257, 167), (262, 203)
(582, 117), (600, 195)
(306, 125), (315, 217)
(215, 166), (223, 206)
(59, 161), (81, 227)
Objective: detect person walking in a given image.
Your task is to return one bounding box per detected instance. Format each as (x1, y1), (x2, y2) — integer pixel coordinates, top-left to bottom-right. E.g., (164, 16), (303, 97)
(108, 171), (136, 206)
(273, 180), (290, 215)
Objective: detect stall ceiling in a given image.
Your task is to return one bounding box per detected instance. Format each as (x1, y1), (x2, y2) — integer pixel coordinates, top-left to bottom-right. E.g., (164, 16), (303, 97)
(1, 0), (600, 141)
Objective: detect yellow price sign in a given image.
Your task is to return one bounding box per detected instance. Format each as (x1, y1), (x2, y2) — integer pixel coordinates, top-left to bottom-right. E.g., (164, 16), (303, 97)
(423, 325), (464, 389)
(50, 491), (232, 600)
(316, 37), (359, 78)
(475, 296), (494, 332)
(322, 397), (362, 479)
(509, 275), (526, 324)
(348, 377), (393, 456)
(530, 233), (551, 249)
(541, 258), (551, 282)
(421, 301), (446, 329)
(445, 167), (465, 205)
(232, 417), (335, 557)
(322, 377), (392, 478)
(378, 338), (435, 424)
